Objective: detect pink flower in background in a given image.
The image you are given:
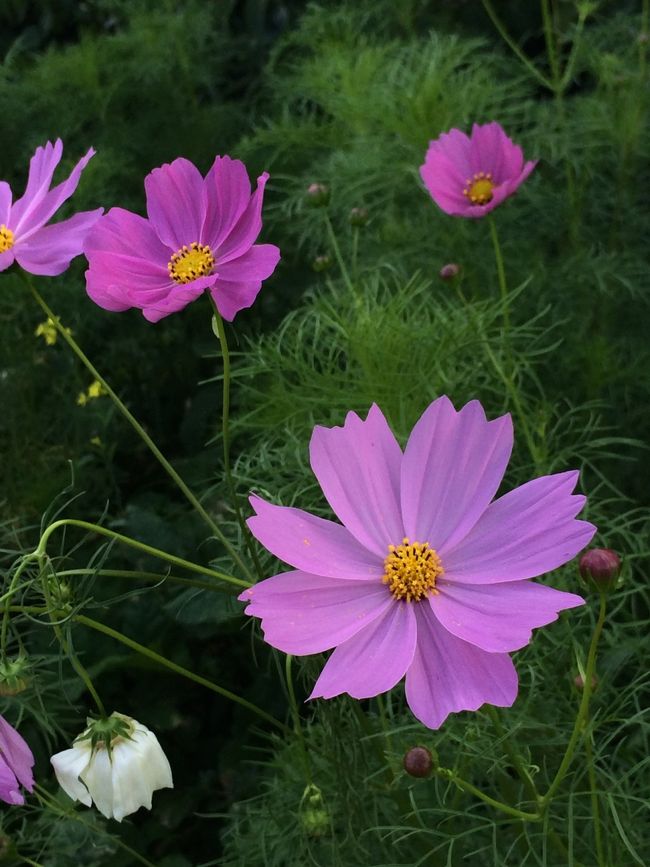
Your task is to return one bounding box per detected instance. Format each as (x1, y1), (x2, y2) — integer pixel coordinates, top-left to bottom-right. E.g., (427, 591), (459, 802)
(420, 122), (537, 218)
(239, 397), (595, 730)
(0, 714), (35, 805)
(85, 156), (280, 323)
(0, 140), (102, 275)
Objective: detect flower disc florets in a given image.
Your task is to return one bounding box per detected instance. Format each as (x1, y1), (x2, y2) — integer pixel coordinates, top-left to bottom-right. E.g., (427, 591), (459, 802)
(168, 241), (215, 284)
(0, 225), (14, 253)
(382, 538), (443, 602)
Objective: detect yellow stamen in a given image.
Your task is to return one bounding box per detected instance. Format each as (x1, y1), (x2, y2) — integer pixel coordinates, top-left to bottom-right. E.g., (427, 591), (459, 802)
(462, 172), (495, 205)
(168, 242), (215, 284)
(382, 537), (444, 603)
(0, 225), (14, 253)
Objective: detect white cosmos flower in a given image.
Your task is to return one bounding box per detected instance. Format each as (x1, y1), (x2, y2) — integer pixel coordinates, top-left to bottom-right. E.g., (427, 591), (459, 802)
(50, 712), (173, 822)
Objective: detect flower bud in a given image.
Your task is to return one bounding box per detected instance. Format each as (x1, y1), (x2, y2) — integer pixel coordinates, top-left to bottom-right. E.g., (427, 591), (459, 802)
(574, 673), (598, 691)
(305, 183), (330, 207)
(300, 783), (330, 838)
(0, 714), (34, 805)
(50, 712), (173, 822)
(403, 745), (435, 778)
(439, 263), (460, 280)
(312, 253), (332, 272)
(0, 657), (30, 696)
(579, 548), (621, 592)
(349, 206), (369, 227)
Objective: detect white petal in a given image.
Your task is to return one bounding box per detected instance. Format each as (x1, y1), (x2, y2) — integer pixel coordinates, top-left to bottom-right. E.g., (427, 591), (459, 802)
(82, 748), (115, 820)
(50, 744), (93, 807)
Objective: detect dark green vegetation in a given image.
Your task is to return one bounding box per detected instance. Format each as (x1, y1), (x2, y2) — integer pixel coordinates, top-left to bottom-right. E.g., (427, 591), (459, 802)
(1, 1), (648, 865)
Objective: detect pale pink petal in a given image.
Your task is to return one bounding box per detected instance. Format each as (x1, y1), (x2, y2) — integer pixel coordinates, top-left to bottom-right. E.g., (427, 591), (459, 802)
(310, 404), (404, 557)
(15, 208), (102, 276)
(309, 601), (417, 699)
(0, 251), (15, 272)
(430, 579), (584, 652)
(202, 156), (252, 250)
(0, 181), (11, 224)
(13, 146), (95, 239)
(214, 172), (269, 263)
(216, 244), (280, 283)
(9, 139), (63, 229)
(401, 397), (512, 551)
(0, 716), (34, 792)
(141, 274), (217, 322)
(0, 759), (23, 805)
(441, 471), (596, 583)
(238, 570), (392, 655)
(208, 277), (264, 321)
(145, 158), (207, 250)
(247, 495), (382, 580)
(405, 603), (518, 729)
(469, 121), (523, 182)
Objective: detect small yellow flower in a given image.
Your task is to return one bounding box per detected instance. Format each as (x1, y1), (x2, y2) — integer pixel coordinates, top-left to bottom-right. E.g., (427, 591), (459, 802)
(76, 380), (107, 407)
(76, 391), (88, 406)
(34, 317), (71, 346)
(90, 436), (102, 447)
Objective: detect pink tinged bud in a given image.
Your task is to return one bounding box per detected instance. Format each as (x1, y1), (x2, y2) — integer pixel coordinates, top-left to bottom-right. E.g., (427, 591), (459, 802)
(0, 715), (35, 805)
(349, 207), (369, 227)
(403, 746), (434, 778)
(579, 548), (621, 591)
(439, 263), (460, 280)
(574, 673), (598, 691)
(306, 183), (330, 207)
(312, 254), (332, 272)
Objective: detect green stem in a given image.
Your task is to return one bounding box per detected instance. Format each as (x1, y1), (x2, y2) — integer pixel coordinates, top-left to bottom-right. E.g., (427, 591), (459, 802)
(641, 0), (649, 77)
(585, 723), (606, 867)
(34, 518), (250, 590)
(541, 592), (608, 806)
(481, 0), (551, 89)
(436, 767), (540, 821)
(488, 216), (510, 337)
(27, 277), (253, 583)
(541, 0), (561, 91)
(323, 213), (357, 300)
(55, 568), (233, 594)
(1, 554), (39, 654)
(75, 613), (289, 733)
(486, 706), (538, 802)
(208, 298), (263, 580)
(285, 655), (312, 782)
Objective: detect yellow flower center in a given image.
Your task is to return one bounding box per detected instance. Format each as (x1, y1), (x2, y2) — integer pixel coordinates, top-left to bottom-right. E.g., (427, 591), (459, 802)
(168, 242), (215, 284)
(462, 172), (495, 205)
(0, 224), (14, 253)
(382, 537), (444, 602)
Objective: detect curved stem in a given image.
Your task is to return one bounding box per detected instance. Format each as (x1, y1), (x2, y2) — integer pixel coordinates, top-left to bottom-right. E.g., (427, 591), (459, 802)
(27, 277), (253, 583)
(55, 568), (233, 594)
(1, 554), (39, 654)
(585, 722), (606, 867)
(436, 767), (540, 822)
(285, 655), (312, 782)
(481, 0), (551, 89)
(488, 216), (510, 337)
(208, 299), (263, 580)
(75, 613), (289, 733)
(323, 213), (357, 300)
(486, 706), (538, 802)
(541, 592), (608, 806)
(34, 519), (250, 590)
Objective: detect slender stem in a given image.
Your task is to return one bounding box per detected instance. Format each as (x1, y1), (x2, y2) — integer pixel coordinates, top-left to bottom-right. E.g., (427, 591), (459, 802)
(285, 655), (312, 782)
(585, 724), (606, 867)
(34, 519), (250, 589)
(1, 554), (39, 654)
(323, 213), (357, 300)
(351, 225), (360, 285)
(488, 216), (510, 337)
(55, 568), (233, 594)
(208, 299), (263, 580)
(436, 768), (540, 821)
(486, 706), (538, 802)
(27, 278), (254, 583)
(481, 0), (551, 89)
(541, 592), (608, 806)
(641, 0), (649, 77)
(75, 613), (289, 732)
(541, 0), (560, 91)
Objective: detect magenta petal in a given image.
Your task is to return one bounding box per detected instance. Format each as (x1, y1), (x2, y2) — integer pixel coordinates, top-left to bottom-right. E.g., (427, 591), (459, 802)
(431, 580), (584, 652)
(0, 760), (23, 806)
(9, 139), (63, 230)
(216, 244), (280, 283)
(238, 570), (392, 655)
(309, 404), (404, 557)
(0, 715), (34, 793)
(141, 274), (217, 322)
(13, 146), (95, 240)
(207, 277), (262, 321)
(405, 604), (518, 729)
(202, 156), (252, 251)
(0, 181), (11, 224)
(441, 470), (596, 583)
(470, 121), (523, 183)
(85, 207), (171, 261)
(214, 172), (269, 263)
(309, 601), (417, 699)
(247, 495), (382, 580)
(145, 158), (207, 250)
(401, 397), (512, 551)
(0, 250), (15, 272)
(15, 208), (103, 276)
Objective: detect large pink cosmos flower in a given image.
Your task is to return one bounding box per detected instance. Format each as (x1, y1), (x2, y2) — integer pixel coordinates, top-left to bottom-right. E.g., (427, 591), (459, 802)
(0, 714), (35, 805)
(239, 397), (596, 730)
(0, 139), (102, 275)
(84, 156), (280, 323)
(420, 122), (537, 218)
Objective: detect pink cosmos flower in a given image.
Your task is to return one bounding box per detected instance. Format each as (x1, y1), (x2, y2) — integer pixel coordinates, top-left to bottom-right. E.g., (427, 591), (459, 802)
(84, 156), (280, 323)
(420, 122), (537, 218)
(0, 714), (35, 805)
(239, 397), (596, 730)
(0, 139), (102, 276)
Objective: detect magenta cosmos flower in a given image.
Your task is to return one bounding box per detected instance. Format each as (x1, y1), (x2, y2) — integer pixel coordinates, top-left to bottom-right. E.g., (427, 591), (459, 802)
(84, 156), (280, 323)
(0, 139), (101, 275)
(239, 397), (596, 729)
(0, 714), (35, 805)
(420, 122), (537, 218)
